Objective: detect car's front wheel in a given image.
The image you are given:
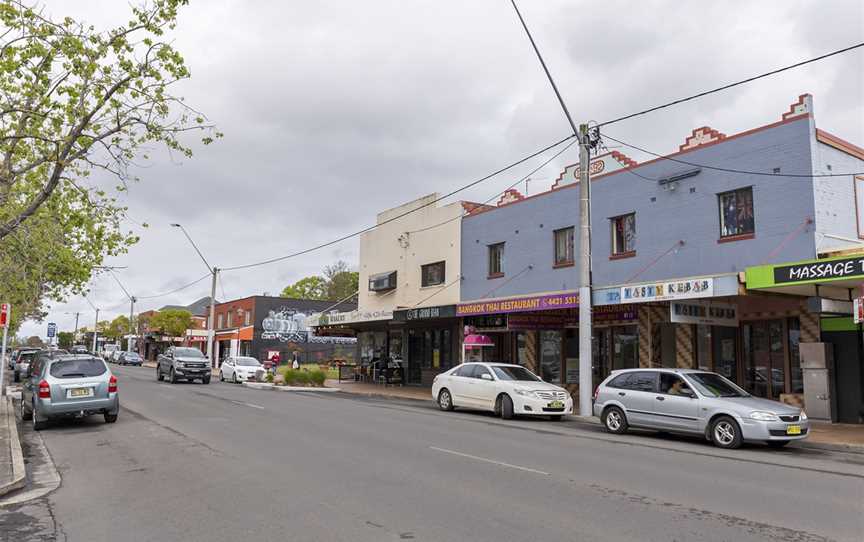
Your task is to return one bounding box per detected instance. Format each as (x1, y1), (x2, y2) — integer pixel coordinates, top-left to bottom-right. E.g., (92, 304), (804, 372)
(437, 388), (454, 411)
(169, 368), (178, 384)
(156, 365), (164, 381)
(232, 372), (238, 384)
(202, 376), (210, 385)
(500, 394), (514, 420)
(710, 416), (743, 449)
(603, 406), (628, 434)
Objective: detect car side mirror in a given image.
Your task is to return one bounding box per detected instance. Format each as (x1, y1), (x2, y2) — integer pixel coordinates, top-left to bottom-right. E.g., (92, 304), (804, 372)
(682, 388), (696, 398)
(480, 373), (493, 381)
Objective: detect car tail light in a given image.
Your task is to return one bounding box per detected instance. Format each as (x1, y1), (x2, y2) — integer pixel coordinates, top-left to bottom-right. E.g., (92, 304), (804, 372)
(108, 375), (118, 393)
(592, 386), (599, 401)
(38, 380), (51, 399)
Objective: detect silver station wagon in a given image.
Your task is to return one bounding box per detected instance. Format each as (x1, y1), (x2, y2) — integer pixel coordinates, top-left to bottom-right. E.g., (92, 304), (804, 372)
(20, 354), (119, 430)
(593, 368), (808, 449)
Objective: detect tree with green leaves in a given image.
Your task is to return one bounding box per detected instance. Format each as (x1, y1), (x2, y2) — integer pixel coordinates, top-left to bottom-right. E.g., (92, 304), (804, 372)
(148, 308), (191, 337)
(25, 335), (42, 347)
(57, 330), (73, 348)
(0, 0), (218, 333)
(323, 260), (359, 301)
(281, 276), (327, 300)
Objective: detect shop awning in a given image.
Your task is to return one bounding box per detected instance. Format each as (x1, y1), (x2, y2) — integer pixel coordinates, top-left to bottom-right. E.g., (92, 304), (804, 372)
(745, 253), (864, 300)
(592, 273), (740, 305)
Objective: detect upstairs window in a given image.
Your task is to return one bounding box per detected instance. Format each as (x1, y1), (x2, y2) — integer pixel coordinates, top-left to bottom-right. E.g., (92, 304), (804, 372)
(226, 311), (232, 327)
(719, 187), (754, 238)
(217, 313), (224, 329)
(244, 311), (251, 326)
(421, 261), (446, 287)
(488, 243), (504, 277)
(554, 227), (575, 266)
(611, 213), (636, 255)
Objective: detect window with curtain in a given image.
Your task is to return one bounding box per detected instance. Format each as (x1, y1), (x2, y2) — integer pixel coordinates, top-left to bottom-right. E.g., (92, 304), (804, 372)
(488, 243), (504, 277)
(554, 227), (574, 265)
(718, 187), (754, 238)
(611, 213), (636, 255)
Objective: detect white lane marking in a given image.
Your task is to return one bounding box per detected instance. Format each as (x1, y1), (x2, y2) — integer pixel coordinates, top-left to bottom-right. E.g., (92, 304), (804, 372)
(429, 446), (550, 476)
(230, 400), (265, 410)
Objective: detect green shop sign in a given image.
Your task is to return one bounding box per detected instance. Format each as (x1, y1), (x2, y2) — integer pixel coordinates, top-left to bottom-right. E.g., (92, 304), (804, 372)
(746, 253), (864, 289)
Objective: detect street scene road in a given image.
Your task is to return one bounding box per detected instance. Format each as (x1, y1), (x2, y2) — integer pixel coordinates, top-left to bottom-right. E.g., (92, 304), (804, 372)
(2, 365), (862, 542)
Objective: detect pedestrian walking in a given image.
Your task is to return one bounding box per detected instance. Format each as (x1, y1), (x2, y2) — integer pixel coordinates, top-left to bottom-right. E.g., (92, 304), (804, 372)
(292, 353), (299, 370)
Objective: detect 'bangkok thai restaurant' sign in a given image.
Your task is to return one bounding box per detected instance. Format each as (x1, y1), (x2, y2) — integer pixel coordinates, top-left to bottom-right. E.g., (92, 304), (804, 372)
(457, 292), (579, 316)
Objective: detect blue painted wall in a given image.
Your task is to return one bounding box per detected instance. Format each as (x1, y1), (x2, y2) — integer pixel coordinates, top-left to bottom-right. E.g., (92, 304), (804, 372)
(461, 117), (818, 301)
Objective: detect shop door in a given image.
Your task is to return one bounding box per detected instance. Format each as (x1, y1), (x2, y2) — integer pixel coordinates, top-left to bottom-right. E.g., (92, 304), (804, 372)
(823, 331), (864, 424)
(743, 320), (786, 400)
(592, 328), (611, 389)
(406, 331), (424, 385)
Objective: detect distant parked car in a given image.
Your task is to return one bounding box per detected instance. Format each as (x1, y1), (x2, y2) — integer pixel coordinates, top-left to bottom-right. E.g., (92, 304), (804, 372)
(101, 344), (120, 361)
(157, 347), (210, 384)
(20, 354), (119, 430)
(70, 345), (90, 355)
(432, 362), (573, 421)
(219, 356), (263, 383)
(109, 349), (125, 364)
(13, 349), (42, 383)
(593, 368), (809, 449)
(9, 347), (38, 371)
(117, 352), (143, 366)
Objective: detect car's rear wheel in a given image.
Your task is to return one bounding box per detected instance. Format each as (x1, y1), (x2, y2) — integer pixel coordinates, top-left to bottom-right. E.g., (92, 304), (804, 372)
(202, 376), (210, 385)
(232, 372), (238, 384)
(711, 416), (743, 449)
(437, 389), (454, 411)
(104, 412), (118, 423)
(157, 365), (164, 381)
(169, 368), (177, 384)
(33, 406), (48, 431)
(603, 406), (628, 434)
(766, 440), (790, 448)
(500, 394), (514, 420)
(20, 397), (32, 421)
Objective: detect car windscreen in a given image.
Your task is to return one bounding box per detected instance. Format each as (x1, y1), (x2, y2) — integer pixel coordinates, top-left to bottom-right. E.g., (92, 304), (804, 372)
(235, 357), (260, 367)
(174, 348), (204, 358)
(49, 359), (107, 379)
(686, 372), (749, 398)
(491, 366), (541, 382)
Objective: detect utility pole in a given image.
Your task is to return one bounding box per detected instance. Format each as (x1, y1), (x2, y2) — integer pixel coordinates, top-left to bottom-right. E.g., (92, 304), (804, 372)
(1, 303), (10, 397)
(72, 312), (80, 342)
(509, 0), (594, 416)
(577, 124), (594, 417)
(207, 267), (218, 368)
(128, 296), (136, 353)
(92, 308), (100, 353)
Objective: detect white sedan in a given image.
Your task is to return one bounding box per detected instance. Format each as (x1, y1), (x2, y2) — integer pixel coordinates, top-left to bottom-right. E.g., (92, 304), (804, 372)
(219, 356), (263, 383)
(432, 362), (573, 420)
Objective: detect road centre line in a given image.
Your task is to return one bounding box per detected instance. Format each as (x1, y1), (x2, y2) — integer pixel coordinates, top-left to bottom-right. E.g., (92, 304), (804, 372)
(429, 446), (550, 476)
(230, 400), (265, 410)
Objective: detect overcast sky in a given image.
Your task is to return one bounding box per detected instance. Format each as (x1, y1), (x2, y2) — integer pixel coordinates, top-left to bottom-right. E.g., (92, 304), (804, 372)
(23, 0), (864, 339)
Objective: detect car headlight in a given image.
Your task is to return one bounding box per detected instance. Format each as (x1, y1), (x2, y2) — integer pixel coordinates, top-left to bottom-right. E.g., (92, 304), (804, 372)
(749, 411), (779, 421)
(176, 362), (185, 368)
(799, 410), (808, 421)
(514, 388), (537, 398)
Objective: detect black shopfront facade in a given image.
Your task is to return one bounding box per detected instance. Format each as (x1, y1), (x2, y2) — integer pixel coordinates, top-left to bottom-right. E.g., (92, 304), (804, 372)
(392, 304), (461, 386)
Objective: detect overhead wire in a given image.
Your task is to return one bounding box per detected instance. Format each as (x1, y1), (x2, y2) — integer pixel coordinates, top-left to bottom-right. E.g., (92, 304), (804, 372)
(597, 42), (864, 127)
(219, 134), (576, 272)
(599, 132), (864, 179)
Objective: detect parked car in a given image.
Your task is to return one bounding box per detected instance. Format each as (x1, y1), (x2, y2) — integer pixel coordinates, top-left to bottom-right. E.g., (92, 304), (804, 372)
(117, 351), (143, 366)
(593, 368), (809, 449)
(109, 349), (125, 364)
(157, 347), (210, 384)
(19, 354), (119, 430)
(70, 345), (90, 355)
(9, 347), (37, 371)
(101, 344), (120, 361)
(432, 362), (573, 420)
(219, 356), (263, 383)
(13, 349), (42, 382)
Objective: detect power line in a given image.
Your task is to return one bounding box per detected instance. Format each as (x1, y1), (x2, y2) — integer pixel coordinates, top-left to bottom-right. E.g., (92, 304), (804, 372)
(406, 137), (579, 234)
(600, 132), (864, 178)
(134, 273), (212, 300)
(220, 135), (576, 272)
(597, 42), (864, 127)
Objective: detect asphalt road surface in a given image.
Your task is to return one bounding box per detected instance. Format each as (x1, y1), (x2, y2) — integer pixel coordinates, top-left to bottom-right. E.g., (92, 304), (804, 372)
(2, 364), (863, 542)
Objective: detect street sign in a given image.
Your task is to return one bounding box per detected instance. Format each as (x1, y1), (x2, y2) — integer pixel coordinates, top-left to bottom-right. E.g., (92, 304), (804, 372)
(0, 303), (9, 328)
(47, 322), (57, 338)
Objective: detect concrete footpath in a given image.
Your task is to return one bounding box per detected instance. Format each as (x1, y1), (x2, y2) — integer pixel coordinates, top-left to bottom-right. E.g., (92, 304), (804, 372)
(329, 379), (864, 454)
(0, 396), (26, 497)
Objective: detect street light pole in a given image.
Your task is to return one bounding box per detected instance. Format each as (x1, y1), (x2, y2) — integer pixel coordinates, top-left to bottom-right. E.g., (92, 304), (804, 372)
(171, 223), (218, 368)
(129, 296), (136, 353)
(92, 307), (99, 353)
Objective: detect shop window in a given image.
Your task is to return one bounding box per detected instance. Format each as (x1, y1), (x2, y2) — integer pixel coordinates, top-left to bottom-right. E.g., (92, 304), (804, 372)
(612, 326), (639, 371)
(788, 318), (803, 394)
(564, 328), (579, 384)
(488, 243), (504, 277)
(539, 330), (561, 384)
(516, 332), (531, 368)
(718, 187), (754, 238)
(696, 325), (712, 371)
(553, 227), (574, 266)
(610, 213), (636, 256)
(389, 330), (403, 363)
(654, 323), (677, 368)
(421, 261), (446, 287)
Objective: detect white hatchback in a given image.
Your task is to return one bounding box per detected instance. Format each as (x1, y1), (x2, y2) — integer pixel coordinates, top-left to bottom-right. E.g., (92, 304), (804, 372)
(219, 356), (263, 383)
(432, 363), (573, 420)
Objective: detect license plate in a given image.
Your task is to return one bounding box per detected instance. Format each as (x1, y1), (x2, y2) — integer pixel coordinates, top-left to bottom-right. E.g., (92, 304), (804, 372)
(786, 425), (801, 435)
(68, 387), (93, 398)
(548, 400), (564, 409)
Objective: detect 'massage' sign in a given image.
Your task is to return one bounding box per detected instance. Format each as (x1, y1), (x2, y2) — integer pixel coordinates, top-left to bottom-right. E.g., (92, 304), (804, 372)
(773, 256), (864, 284)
